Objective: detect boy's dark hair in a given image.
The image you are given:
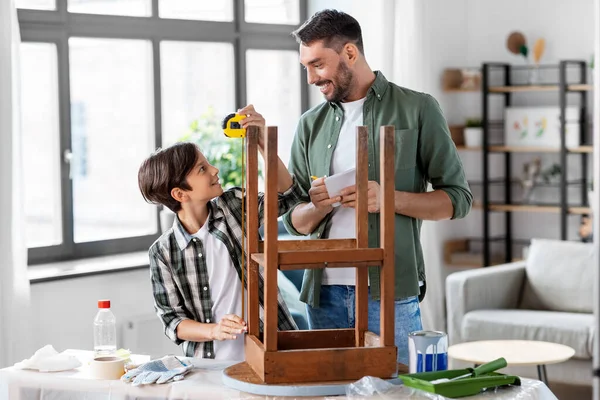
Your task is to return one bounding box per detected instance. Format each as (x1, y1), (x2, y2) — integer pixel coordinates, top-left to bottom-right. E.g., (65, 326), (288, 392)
(291, 9), (364, 55)
(138, 142), (199, 212)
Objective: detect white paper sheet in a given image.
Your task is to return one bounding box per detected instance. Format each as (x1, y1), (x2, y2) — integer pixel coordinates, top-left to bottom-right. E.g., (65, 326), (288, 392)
(324, 168), (356, 207)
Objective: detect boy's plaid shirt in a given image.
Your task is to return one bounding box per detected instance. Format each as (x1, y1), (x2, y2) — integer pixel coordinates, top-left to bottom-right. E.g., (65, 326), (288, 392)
(149, 178), (302, 358)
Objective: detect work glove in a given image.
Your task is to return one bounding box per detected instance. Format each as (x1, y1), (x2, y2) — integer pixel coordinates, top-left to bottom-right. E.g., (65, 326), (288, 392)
(121, 355), (193, 386)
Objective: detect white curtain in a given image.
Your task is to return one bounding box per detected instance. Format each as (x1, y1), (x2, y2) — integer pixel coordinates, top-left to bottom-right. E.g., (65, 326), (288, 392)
(390, 1), (447, 333)
(356, 0), (446, 332)
(0, 0), (32, 368)
(308, 0), (447, 331)
(307, 0), (450, 333)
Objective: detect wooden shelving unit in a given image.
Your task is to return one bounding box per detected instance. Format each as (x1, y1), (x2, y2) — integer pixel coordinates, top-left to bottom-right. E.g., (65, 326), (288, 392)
(488, 145), (593, 153)
(480, 60), (593, 267)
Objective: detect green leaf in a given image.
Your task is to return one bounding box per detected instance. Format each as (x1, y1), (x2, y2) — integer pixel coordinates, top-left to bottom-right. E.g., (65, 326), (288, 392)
(519, 45), (528, 58)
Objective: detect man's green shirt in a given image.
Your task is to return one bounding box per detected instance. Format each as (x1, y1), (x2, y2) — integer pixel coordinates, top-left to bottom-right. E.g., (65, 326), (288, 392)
(283, 71), (473, 308)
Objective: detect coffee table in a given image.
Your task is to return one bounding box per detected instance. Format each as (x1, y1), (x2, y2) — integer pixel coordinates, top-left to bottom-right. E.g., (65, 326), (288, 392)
(448, 340), (575, 384)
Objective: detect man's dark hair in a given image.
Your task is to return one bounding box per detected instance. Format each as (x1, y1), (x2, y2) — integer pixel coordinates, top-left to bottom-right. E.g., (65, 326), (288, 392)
(138, 142), (199, 213)
(291, 9), (364, 54)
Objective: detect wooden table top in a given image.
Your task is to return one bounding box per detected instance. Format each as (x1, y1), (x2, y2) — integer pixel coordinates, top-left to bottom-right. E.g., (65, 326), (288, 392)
(448, 340), (576, 366)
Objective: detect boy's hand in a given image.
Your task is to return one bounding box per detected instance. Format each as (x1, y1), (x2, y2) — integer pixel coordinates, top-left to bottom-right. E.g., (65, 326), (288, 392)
(210, 314), (247, 341)
(309, 177), (341, 214)
(238, 104), (266, 148)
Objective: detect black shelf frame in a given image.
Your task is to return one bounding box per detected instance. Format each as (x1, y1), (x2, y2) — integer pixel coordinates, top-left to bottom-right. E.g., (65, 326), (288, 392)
(481, 61), (591, 267)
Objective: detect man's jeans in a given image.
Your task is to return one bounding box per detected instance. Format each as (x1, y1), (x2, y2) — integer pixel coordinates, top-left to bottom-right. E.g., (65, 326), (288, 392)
(305, 285), (422, 365)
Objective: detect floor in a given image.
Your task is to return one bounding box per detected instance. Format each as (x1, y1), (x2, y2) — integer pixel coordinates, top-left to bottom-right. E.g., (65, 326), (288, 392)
(549, 382), (592, 400)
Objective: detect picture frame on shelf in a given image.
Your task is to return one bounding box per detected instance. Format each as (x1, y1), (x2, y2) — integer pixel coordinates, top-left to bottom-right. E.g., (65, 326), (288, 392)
(504, 106), (580, 149)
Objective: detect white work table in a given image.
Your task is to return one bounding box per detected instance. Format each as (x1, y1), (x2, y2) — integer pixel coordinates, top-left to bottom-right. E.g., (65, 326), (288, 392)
(0, 350), (557, 400)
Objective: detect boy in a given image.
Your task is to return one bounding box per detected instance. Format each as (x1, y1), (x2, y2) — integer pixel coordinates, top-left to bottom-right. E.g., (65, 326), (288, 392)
(138, 105), (301, 361)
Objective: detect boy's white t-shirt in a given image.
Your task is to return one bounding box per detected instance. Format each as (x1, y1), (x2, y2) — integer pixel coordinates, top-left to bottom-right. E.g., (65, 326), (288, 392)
(192, 214), (245, 361)
(322, 97), (366, 285)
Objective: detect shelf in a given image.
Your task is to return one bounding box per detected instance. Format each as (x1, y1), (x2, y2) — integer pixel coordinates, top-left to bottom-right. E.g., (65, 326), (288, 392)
(568, 84), (594, 91)
(570, 207), (593, 215)
(456, 145), (482, 151)
(488, 204), (591, 214)
(488, 84), (594, 93)
(468, 178), (585, 187)
(489, 204), (560, 213)
(489, 85), (559, 93)
(569, 146), (594, 153)
(444, 88), (480, 93)
(488, 146), (593, 153)
(443, 238), (507, 267)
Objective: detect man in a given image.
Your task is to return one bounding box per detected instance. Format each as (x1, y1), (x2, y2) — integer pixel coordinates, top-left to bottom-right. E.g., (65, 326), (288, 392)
(282, 9), (473, 365)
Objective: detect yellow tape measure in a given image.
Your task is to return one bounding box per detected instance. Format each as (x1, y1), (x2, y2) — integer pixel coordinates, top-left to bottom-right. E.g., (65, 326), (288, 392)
(221, 113), (247, 322)
(222, 113), (247, 138)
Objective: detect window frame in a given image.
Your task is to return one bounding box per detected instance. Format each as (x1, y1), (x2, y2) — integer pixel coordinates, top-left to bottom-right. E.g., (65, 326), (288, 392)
(18, 0), (308, 265)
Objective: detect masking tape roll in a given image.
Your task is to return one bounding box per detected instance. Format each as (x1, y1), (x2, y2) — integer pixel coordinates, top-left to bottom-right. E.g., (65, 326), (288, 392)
(89, 356), (125, 380)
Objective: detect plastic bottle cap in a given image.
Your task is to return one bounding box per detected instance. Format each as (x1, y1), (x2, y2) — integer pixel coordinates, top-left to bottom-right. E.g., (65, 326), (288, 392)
(98, 300), (111, 309)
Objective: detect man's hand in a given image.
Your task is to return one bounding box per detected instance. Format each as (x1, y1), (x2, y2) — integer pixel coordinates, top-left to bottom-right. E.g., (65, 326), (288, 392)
(309, 177), (341, 214)
(210, 314), (247, 341)
(238, 104), (266, 148)
(340, 181), (381, 213)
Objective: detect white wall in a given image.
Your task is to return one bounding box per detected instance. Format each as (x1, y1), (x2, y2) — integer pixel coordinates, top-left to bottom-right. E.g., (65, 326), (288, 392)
(29, 269), (179, 358)
(465, 0), (595, 66)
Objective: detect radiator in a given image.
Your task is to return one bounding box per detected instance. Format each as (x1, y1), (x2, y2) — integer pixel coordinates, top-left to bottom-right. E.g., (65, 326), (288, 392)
(122, 314), (181, 359)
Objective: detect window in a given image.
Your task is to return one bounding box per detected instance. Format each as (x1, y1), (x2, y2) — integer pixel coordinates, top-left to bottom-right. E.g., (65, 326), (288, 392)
(158, 0), (233, 22)
(15, 0), (55, 11)
(69, 38), (155, 243)
(21, 43), (62, 248)
(246, 49), (301, 166)
(18, 0), (308, 264)
(245, 0), (300, 24)
(68, 0), (151, 17)
(160, 41), (235, 146)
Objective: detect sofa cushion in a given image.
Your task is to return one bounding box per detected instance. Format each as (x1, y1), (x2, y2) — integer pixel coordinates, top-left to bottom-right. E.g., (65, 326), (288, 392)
(462, 309), (593, 359)
(520, 238), (595, 313)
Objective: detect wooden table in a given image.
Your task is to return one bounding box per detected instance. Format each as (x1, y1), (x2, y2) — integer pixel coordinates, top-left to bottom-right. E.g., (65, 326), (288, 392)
(0, 349), (558, 399)
(448, 340), (575, 384)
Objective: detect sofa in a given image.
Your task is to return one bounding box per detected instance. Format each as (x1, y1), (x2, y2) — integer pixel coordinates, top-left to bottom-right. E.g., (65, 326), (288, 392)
(446, 238), (596, 386)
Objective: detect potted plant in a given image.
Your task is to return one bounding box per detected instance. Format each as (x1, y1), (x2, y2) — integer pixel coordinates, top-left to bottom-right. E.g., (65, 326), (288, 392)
(464, 118), (483, 147)
(160, 107), (262, 232)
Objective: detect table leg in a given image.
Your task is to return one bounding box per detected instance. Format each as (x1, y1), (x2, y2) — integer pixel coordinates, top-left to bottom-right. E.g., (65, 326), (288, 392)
(536, 364), (548, 385)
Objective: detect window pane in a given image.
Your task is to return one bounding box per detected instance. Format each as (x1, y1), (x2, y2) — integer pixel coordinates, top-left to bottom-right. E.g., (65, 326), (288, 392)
(68, 0), (151, 17)
(245, 0), (299, 24)
(160, 41), (235, 146)
(158, 0), (233, 21)
(15, 0), (55, 10)
(246, 49), (301, 166)
(69, 38), (156, 243)
(21, 43), (62, 248)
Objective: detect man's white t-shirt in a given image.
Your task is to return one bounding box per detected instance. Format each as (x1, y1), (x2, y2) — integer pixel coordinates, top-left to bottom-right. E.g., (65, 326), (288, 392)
(322, 97), (366, 285)
(193, 214), (245, 361)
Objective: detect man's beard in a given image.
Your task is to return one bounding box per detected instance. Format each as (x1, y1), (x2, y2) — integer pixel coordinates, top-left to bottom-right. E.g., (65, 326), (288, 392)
(317, 61), (354, 103)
